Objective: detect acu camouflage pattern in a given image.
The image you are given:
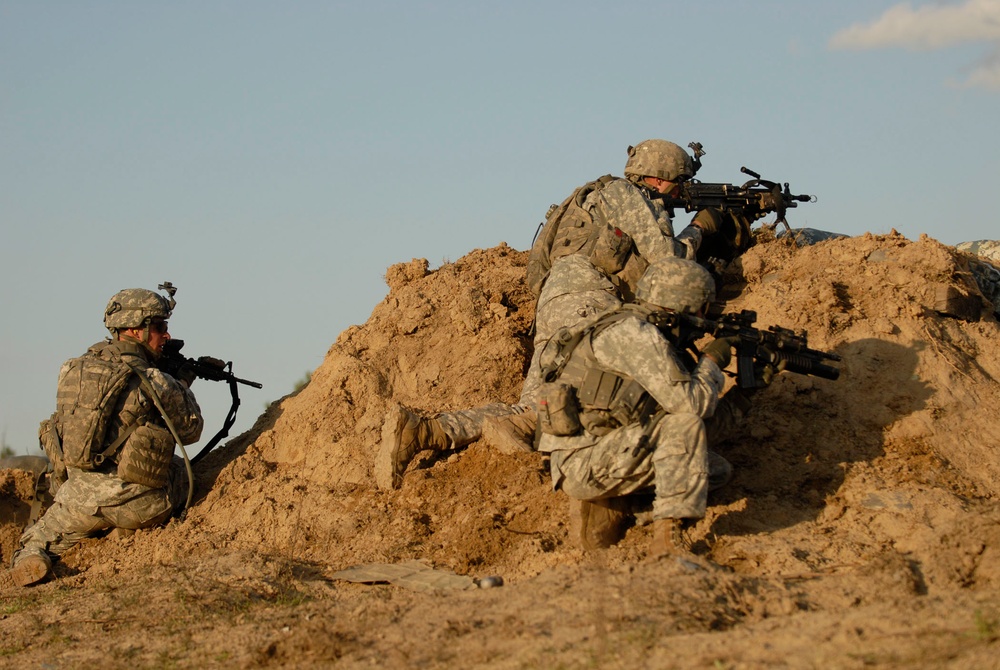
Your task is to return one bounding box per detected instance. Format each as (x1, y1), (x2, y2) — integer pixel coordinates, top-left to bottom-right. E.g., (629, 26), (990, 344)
(13, 457), (189, 568)
(956, 240), (1000, 316)
(526, 175), (703, 299)
(435, 256), (623, 447)
(623, 140), (694, 182)
(51, 340), (136, 470)
(436, 185), (714, 449)
(586, 178), (702, 268)
(634, 256), (716, 313)
(537, 310), (727, 521)
(110, 342), (204, 488)
(12, 339), (203, 570)
(103, 288), (172, 330)
(50, 339), (203, 485)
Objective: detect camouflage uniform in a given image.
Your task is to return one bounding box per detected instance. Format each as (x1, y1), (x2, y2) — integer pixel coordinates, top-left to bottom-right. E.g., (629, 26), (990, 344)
(437, 169), (710, 446)
(956, 240), (1000, 316)
(587, 177), (703, 263)
(776, 227), (848, 246)
(377, 145), (717, 488)
(538, 310), (726, 521)
(437, 255), (622, 447)
(12, 338), (203, 572)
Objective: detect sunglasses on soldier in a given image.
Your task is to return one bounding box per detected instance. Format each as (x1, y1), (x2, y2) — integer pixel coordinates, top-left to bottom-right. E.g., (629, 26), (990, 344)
(148, 319), (169, 334)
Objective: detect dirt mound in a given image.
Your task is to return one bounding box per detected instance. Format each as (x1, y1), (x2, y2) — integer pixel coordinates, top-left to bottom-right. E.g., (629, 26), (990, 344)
(3, 234), (1000, 667)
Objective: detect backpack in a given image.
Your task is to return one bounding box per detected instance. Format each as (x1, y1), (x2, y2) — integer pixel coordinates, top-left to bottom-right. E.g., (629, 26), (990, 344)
(526, 175), (626, 296)
(50, 341), (140, 470)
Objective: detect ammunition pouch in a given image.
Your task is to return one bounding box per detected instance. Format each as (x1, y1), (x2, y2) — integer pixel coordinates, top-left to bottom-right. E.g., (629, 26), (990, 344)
(577, 369), (657, 437)
(540, 369), (659, 438)
(37, 415), (67, 495)
(538, 383), (582, 436)
(587, 225), (634, 277)
(117, 421), (175, 489)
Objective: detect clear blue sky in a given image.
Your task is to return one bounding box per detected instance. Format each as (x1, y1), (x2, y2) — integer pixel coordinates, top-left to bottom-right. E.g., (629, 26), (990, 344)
(2, 1), (998, 455)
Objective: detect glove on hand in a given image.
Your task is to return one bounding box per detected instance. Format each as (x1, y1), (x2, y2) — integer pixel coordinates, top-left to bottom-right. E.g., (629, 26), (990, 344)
(756, 362), (776, 388)
(198, 355), (226, 370)
(175, 362), (197, 387)
(753, 354), (787, 388)
(692, 208), (725, 235)
(702, 336), (739, 369)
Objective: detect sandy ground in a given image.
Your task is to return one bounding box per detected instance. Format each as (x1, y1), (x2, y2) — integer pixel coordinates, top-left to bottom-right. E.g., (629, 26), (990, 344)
(2, 233), (999, 669)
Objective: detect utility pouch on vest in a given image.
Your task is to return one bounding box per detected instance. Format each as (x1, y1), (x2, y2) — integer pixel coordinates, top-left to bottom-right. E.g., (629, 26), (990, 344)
(577, 370), (655, 437)
(588, 225), (634, 277)
(37, 415), (67, 495)
(538, 383), (582, 436)
(117, 422), (175, 489)
(578, 368), (622, 409)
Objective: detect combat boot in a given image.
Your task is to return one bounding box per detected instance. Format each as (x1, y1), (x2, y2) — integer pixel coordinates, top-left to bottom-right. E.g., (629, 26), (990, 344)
(648, 518), (689, 559)
(481, 409), (537, 454)
(375, 404), (450, 490)
(8, 553), (51, 587)
(569, 497), (629, 551)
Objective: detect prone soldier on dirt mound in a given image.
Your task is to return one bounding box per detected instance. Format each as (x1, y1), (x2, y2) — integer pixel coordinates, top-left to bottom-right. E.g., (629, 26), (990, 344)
(377, 139), (748, 491)
(4, 286), (204, 588)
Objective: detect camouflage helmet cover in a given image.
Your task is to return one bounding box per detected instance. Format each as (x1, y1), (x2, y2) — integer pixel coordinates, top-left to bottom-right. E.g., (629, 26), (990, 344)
(624, 139), (694, 182)
(635, 257), (716, 313)
(104, 288), (172, 331)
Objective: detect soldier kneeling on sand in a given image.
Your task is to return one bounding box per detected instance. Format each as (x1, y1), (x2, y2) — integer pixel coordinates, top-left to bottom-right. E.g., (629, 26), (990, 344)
(5, 286), (204, 587)
(534, 257), (769, 557)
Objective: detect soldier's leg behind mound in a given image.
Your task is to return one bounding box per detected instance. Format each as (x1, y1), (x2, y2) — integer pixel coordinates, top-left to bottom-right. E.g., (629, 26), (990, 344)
(376, 404), (451, 490)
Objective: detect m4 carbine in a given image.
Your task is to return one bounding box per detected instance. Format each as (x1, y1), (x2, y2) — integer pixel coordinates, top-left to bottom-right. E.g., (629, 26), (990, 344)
(160, 339), (262, 389)
(649, 309), (841, 389)
(159, 338), (262, 465)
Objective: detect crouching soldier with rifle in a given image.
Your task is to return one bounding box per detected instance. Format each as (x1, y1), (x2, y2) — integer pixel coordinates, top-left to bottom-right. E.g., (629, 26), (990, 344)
(5, 285), (204, 588)
(535, 257), (838, 558)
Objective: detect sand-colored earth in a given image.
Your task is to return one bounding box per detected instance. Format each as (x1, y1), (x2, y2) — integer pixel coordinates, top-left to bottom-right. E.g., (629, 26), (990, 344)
(2, 232), (999, 668)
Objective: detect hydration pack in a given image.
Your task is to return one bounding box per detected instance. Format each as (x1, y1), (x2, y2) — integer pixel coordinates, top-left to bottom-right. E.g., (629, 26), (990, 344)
(525, 175), (634, 296)
(49, 341), (139, 470)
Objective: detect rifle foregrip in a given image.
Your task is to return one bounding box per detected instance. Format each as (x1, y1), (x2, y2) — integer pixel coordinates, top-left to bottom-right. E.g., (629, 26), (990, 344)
(774, 351), (840, 381)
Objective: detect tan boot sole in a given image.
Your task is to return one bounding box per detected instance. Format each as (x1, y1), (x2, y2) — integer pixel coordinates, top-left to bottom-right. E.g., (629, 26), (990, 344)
(10, 555), (50, 587)
(375, 405), (407, 490)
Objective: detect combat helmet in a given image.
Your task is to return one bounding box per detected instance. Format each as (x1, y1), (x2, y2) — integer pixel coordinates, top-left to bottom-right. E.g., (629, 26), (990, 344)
(104, 287), (173, 332)
(635, 257), (715, 313)
(624, 139), (694, 183)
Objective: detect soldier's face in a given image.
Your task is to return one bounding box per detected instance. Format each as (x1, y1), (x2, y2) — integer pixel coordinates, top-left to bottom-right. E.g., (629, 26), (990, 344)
(147, 319), (170, 354)
(644, 176), (679, 196)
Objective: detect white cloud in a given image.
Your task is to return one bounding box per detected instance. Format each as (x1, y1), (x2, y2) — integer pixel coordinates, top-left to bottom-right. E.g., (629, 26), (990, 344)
(830, 0), (1000, 50)
(829, 1), (1000, 89)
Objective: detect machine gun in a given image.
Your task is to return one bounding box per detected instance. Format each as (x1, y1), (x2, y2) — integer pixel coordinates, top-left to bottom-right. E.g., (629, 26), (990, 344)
(648, 308), (841, 389)
(159, 338), (262, 465)
(663, 142), (816, 231)
(656, 143), (816, 261)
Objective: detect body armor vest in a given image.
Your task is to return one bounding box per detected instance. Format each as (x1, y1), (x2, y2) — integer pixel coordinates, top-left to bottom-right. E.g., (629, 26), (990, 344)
(539, 305), (682, 437)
